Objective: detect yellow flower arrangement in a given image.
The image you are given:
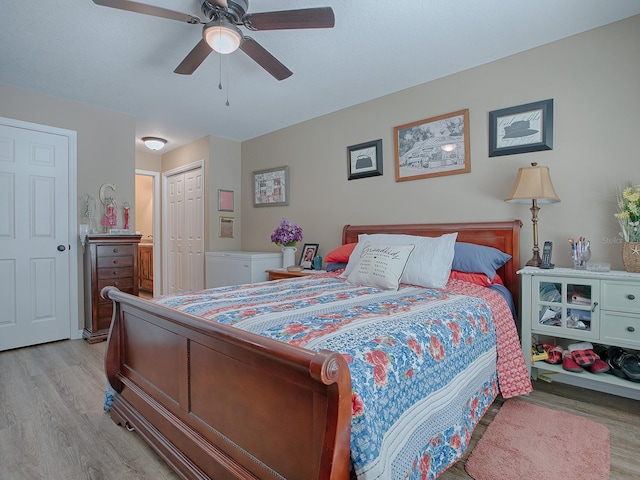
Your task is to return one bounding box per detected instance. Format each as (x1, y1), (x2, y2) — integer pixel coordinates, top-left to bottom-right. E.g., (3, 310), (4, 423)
(615, 185), (640, 242)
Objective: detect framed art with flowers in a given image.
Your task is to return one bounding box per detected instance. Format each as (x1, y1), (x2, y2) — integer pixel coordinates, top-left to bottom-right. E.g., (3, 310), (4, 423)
(253, 166), (290, 207)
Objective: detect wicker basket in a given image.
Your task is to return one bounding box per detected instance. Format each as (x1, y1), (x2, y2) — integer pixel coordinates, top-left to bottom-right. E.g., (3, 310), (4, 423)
(622, 242), (640, 272)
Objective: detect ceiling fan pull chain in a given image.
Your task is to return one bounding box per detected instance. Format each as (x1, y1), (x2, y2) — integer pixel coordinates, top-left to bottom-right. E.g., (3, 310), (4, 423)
(218, 53), (223, 90)
(225, 55), (230, 107)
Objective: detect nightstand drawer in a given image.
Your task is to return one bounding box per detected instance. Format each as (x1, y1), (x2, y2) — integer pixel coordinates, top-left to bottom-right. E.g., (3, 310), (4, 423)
(602, 281), (640, 313)
(601, 311), (640, 349)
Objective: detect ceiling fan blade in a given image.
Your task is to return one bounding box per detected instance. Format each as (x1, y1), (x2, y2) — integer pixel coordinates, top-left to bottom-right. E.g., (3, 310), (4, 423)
(240, 37), (292, 81)
(174, 39), (213, 75)
(244, 7), (335, 31)
(92, 0), (201, 24)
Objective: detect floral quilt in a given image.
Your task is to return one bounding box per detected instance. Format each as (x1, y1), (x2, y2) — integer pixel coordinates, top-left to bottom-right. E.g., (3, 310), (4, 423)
(155, 274), (531, 480)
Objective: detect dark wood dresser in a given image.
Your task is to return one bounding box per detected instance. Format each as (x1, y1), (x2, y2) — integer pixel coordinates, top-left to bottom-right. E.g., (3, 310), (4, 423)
(83, 234), (141, 343)
(138, 243), (154, 293)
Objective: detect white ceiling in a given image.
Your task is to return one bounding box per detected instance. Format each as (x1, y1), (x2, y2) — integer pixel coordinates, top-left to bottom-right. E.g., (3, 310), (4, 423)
(2, 1), (639, 152)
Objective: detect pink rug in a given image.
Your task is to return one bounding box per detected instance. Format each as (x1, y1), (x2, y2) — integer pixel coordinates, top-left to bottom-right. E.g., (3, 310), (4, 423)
(465, 399), (609, 480)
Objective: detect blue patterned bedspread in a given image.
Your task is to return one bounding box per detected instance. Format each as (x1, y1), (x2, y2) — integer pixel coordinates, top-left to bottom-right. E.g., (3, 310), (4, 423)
(154, 275), (517, 479)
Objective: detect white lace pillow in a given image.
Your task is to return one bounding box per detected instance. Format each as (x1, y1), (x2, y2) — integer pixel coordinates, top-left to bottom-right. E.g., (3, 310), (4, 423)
(346, 243), (415, 290)
(341, 232), (458, 289)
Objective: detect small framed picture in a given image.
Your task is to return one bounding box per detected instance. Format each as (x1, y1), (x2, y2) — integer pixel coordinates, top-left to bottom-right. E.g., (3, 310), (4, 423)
(489, 99), (554, 157)
(219, 216), (234, 238)
(253, 166), (290, 207)
(299, 243), (319, 269)
(218, 189), (234, 212)
(347, 139), (383, 180)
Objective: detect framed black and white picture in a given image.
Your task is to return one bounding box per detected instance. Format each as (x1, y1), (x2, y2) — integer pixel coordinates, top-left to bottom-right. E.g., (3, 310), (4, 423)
(347, 139), (383, 180)
(489, 99), (554, 157)
(394, 109), (470, 182)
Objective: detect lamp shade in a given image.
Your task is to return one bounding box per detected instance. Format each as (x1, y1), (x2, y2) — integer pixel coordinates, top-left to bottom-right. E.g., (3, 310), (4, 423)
(504, 162), (560, 204)
(142, 137), (167, 151)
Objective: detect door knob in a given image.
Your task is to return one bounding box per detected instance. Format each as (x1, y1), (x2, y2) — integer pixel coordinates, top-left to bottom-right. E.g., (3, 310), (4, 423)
(57, 245), (66, 252)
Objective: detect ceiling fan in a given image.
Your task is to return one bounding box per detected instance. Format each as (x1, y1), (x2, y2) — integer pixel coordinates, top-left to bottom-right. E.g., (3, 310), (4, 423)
(92, 0), (335, 80)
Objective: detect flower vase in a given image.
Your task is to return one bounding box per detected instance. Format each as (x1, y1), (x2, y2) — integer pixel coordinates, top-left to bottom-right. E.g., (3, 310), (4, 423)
(622, 242), (640, 272)
(282, 246), (297, 268)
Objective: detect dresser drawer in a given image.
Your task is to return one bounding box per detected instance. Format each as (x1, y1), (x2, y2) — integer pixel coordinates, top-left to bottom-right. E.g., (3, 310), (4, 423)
(97, 255), (133, 268)
(97, 244), (134, 257)
(98, 266), (133, 279)
(601, 281), (640, 313)
(98, 277), (134, 290)
(601, 311), (640, 349)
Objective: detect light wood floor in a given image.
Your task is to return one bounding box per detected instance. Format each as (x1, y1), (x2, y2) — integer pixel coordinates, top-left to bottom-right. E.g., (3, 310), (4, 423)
(1, 339), (638, 480)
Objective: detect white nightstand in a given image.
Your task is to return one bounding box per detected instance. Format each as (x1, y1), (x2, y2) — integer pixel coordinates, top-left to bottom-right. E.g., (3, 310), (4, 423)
(520, 266), (640, 400)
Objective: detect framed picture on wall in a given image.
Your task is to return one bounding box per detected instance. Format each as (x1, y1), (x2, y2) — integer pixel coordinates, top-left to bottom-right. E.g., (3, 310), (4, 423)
(218, 189), (234, 212)
(219, 216), (234, 238)
(253, 166), (290, 207)
(394, 109), (470, 182)
(488, 99), (554, 157)
(347, 139), (383, 180)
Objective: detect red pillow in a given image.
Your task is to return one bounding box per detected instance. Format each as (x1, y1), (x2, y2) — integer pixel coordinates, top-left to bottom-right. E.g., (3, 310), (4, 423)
(325, 243), (357, 263)
(449, 270), (503, 287)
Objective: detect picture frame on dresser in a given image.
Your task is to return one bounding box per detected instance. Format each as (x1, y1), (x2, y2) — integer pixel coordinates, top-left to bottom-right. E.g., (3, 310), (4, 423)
(489, 99), (554, 157)
(299, 243), (319, 269)
(217, 189), (234, 212)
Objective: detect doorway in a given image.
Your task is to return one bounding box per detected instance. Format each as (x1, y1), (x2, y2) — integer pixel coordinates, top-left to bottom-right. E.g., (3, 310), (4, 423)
(135, 169), (160, 297)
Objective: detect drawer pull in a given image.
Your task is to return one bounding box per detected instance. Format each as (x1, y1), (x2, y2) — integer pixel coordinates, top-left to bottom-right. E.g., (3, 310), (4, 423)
(627, 294), (636, 300)
(113, 248), (119, 253)
(113, 271), (118, 275)
(628, 326), (636, 333)
(591, 301), (598, 313)
(113, 259), (119, 264)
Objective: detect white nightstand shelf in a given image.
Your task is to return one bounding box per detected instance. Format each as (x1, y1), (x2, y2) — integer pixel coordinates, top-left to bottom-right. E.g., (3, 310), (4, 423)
(520, 266), (640, 400)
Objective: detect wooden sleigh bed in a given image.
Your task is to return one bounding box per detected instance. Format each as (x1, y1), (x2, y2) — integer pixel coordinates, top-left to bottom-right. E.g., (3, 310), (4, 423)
(103, 221), (525, 480)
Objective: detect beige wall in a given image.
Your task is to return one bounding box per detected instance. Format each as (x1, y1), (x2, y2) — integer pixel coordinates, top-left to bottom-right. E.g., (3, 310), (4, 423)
(241, 15), (640, 271)
(134, 175), (153, 238)
(0, 84), (136, 331)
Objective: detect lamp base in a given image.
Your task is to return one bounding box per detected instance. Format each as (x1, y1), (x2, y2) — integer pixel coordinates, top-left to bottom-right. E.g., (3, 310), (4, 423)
(525, 251), (542, 267)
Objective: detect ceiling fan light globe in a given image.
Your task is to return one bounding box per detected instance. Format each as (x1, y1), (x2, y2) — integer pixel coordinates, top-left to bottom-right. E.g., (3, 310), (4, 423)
(204, 23), (242, 54)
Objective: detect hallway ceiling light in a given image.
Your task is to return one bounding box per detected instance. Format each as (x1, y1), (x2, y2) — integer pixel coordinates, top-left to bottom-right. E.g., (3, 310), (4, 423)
(142, 137), (167, 151)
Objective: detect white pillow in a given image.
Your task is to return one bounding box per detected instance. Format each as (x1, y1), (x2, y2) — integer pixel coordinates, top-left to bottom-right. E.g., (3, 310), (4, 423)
(341, 232), (458, 289)
(346, 243), (415, 290)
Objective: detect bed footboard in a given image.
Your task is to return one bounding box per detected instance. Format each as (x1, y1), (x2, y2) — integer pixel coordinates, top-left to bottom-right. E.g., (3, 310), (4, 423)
(102, 286), (353, 480)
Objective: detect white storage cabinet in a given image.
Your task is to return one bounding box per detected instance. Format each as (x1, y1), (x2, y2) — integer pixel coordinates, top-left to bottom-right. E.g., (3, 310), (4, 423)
(205, 251), (282, 288)
(520, 266), (640, 400)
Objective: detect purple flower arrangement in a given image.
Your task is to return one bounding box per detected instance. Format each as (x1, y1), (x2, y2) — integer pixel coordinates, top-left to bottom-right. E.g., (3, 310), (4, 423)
(271, 218), (303, 247)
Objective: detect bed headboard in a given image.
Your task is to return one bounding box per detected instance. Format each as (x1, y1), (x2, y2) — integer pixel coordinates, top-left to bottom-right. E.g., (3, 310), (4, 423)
(342, 220), (522, 309)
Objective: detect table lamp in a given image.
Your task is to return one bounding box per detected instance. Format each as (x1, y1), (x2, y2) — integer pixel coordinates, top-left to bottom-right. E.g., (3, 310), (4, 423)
(505, 162), (560, 267)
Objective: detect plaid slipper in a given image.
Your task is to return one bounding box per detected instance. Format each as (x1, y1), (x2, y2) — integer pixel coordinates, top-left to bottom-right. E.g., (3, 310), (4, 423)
(568, 341), (596, 367)
(562, 350), (584, 373)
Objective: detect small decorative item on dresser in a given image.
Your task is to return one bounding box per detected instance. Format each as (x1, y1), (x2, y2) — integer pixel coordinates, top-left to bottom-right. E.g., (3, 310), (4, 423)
(614, 184), (640, 272)
(271, 218), (303, 268)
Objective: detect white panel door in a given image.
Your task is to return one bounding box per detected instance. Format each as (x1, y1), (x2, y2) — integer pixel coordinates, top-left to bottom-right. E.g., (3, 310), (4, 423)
(165, 164), (204, 295)
(0, 124), (71, 351)
(184, 167), (204, 291)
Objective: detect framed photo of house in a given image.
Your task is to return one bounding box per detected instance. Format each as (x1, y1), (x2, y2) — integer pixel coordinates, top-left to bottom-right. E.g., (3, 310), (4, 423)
(489, 99), (554, 157)
(218, 189), (234, 212)
(253, 166), (290, 207)
(394, 109), (470, 182)
(299, 243), (319, 269)
(347, 139), (383, 180)
(219, 216), (234, 238)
